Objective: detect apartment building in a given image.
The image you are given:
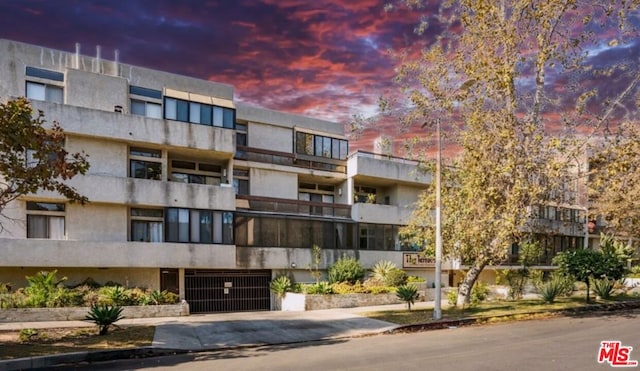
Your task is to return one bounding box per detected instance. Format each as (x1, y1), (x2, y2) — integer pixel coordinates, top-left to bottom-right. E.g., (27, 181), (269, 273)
(0, 39), (446, 312)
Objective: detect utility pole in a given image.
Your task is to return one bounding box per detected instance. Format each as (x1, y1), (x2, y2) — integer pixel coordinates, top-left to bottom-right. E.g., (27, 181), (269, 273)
(433, 119), (443, 320)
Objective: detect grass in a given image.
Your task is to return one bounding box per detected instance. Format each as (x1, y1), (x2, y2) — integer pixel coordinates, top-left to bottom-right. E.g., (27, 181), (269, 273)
(361, 295), (640, 325)
(0, 326), (155, 360)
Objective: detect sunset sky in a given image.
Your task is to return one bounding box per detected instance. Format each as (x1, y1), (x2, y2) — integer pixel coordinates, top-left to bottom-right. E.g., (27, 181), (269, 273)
(0, 1), (638, 154)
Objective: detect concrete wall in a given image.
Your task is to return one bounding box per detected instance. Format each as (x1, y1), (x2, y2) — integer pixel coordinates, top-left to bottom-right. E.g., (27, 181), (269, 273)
(250, 169), (297, 199)
(351, 203), (414, 225)
(348, 153), (431, 186)
(66, 137), (128, 178)
(248, 122), (293, 153)
(0, 39), (233, 108)
(0, 239), (237, 269)
(0, 303), (189, 322)
(66, 68), (128, 112)
(31, 101), (235, 155)
(237, 103), (344, 137)
(66, 203), (126, 241)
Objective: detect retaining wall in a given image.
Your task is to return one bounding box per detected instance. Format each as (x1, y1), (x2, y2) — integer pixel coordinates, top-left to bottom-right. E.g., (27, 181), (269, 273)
(0, 301), (189, 322)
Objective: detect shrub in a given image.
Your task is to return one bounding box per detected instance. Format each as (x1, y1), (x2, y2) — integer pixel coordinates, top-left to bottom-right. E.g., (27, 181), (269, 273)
(165, 292), (179, 304)
(85, 304), (125, 335)
(396, 284), (419, 310)
(407, 275), (426, 283)
(270, 276), (293, 299)
(331, 281), (365, 294)
(24, 270), (69, 308)
(303, 282), (333, 294)
(471, 281), (489, 305)
(538, 275), (573, 303)
(628, 265), (640, 278)
(371, 260), (396, 282)
(384, 268), (408, 287)
(592, 278), (615, 300)
(328, 256), (365, 284)
(99, 286), (132, 306)
(18, 328), (39, 343)
(447, 289), (458, 307)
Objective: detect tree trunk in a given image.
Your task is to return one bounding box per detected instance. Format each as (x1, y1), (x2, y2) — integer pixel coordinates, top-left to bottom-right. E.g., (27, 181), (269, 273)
(585, 278), (590, 303)
(456, 261), (487, 308)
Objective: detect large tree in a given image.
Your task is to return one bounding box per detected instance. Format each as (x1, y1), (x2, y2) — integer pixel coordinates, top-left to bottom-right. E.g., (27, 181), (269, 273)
(0, 97), (90, 228)
(381, 1), (640, 307)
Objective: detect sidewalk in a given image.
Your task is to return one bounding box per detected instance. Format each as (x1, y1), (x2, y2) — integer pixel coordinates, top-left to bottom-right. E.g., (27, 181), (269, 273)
(0, 302), (434, 370)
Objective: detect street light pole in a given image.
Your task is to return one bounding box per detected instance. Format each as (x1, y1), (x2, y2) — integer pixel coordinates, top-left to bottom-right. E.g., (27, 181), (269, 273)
(433, 119), (443, 320)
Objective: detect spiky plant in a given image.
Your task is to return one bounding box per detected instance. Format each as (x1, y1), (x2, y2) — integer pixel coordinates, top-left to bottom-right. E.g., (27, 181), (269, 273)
(396, 284), (419, 311)
(85, 304), (124, 335)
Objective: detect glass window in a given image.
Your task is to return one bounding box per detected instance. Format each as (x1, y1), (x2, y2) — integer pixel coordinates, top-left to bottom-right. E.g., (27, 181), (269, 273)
(147, 103), (162, 119)
(223, 108), (235, 128)
(314, 136), (323, 157)
(129, 85), (162, 99)
(130, 147), (161, 158)
(164, 98), (177, 120)
(45, 85), (63, 104)
(189, 102), (201, 124)
(213, 106), (224, 127)
(26, 82), (46, 101)
(177, 100), (189, 122)
(165, 208), (233, 244)
(26, 67), (64, 81)
(130, 160), (161, 180)
(26, 202), (65, 239)
(322, 137), (332, 158)
(340, 140), (348, 160)
(200, 104), (212, 126)
(131, 100), (146, 116)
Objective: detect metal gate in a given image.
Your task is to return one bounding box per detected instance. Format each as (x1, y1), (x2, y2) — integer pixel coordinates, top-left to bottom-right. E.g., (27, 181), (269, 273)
(185, 270), (271, 313)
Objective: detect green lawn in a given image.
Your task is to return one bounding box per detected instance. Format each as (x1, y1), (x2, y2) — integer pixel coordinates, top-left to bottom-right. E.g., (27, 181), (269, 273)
(361, 295), (640, 325)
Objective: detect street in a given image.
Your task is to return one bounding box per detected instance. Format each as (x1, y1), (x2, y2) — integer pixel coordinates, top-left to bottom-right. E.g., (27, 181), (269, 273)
(64, 310), (640, 371)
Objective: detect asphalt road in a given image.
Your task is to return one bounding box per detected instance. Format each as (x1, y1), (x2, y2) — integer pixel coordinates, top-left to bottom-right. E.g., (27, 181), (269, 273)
(63, 310), (640, 371)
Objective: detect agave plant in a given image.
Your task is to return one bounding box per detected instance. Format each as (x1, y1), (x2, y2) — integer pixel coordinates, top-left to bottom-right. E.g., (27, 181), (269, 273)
(85, 304), (125, 335)
(371, 260), (396, 282)
(270, 276), (293, 299)
(396, 284), (419, 310)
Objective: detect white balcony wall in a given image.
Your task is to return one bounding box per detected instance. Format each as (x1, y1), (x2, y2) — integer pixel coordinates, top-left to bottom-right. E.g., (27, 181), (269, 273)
(33, 175), (236, 210)
(347, 153), (431, 185)
(31, 101), (235, 155)
(351, 203), (414, 225)
(0, 239), (236, 269)
(250, 169), (298, 199)
(66, 68), (128, 113)
(248, 122), (293, 153)
(66, 136), (128, 177)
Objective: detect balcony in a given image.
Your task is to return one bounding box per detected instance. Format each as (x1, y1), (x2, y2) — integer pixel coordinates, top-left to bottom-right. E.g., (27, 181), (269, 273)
(236, 194), (350, 219)
(236, 146), (346, 174)
(35, 175), (236, 210)
(351, 203), (413, 224)
(0, 239), (236, 268)
(31, 100), (235, 155)
(347, 151), (431, 185)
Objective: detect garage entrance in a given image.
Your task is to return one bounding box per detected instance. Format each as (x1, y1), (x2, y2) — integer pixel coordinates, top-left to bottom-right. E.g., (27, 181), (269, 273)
(185, 270), (271, 313)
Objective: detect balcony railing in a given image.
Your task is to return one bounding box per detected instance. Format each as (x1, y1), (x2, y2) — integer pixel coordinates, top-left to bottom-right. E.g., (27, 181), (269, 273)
(236, 194), (351, 218)
(235, 146), (346, 173)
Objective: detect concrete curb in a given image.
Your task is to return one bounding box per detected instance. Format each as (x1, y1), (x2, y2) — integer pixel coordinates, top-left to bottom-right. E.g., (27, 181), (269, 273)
(1, 300), (639, 370)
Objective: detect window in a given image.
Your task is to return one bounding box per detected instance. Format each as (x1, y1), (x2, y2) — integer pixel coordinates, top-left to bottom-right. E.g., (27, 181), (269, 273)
(131, 99), (162, 119)
(164, 97), (235, 128)
(26, 81), (63, 104)
(358, 223), (405, 250)
(131, 208), (163, 242)
(165, 208), (233, 244)
(354, 186), (377, 203)
(299, 183), (335, 216)
(170, 160), (222, 185)
(25, 67), (64, 104)
(233, 169), (249, 195)
(129, 86), (162, 119)
(26, 202), (65, 239)
(236, 124), (247, 147)
(129, 147), (162, 180)
(295, 131), (347, 160)
(234, 215), (354, 249)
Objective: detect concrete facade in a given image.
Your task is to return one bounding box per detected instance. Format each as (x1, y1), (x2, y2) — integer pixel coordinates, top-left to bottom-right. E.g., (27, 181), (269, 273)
(0, 39), (442, 312)
(0, 39), (591, 312)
